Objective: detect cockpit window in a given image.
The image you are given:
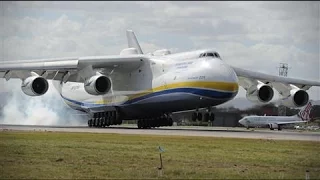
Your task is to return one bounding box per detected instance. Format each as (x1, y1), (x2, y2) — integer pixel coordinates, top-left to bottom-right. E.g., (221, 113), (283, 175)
(214, 52), (220, 58)
(199, 52), (221, 59)
(207, 53), (214, 57)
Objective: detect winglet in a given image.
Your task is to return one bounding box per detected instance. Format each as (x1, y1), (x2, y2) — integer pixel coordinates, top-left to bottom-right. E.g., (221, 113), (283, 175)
(297, 101), (313, 121)
(126, 30), (143, 54)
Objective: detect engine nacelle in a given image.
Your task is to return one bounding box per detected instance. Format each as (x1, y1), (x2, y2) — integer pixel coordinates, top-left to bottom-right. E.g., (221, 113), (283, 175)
(268, 123), (279, 130)
(84, 74), (111, 95)
(153, 49), (171, 56)
(281, 88), (309, 108)
(246, 83), (274, 104)
(120, 48), (139, 55)
(21, 76), (49, 96)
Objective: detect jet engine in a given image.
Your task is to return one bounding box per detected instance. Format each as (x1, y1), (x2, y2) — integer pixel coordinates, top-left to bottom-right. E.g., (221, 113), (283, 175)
(21, 76), (49, 96)
(246, 82), (274, 104)
(84, 74), (111, 95)
(281, 88), (309, 108)
(268, 123), (279, 130)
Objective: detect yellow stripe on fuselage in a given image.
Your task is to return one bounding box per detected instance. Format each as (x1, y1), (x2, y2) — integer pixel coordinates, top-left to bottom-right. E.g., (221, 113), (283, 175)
(161, 81), (239, 92)
(94, 81), (238, 105)
(130, 81), (238, 99)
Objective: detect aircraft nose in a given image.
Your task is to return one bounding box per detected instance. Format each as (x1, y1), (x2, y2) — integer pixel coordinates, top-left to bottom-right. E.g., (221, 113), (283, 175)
(214, 61), (239, 93)
(220, 63), (239, 84)
(197, 59), (239, 99)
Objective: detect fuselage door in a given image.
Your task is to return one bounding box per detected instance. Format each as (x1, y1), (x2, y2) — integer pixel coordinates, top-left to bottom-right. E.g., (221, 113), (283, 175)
(151, 60), (168, 90)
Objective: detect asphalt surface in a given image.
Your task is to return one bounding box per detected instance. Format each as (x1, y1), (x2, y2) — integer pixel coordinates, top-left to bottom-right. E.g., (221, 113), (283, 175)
(1, 124), (319, 141)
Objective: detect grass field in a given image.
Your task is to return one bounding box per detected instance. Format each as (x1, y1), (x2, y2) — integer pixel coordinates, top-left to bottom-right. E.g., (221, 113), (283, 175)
(0, 131), (319, 179)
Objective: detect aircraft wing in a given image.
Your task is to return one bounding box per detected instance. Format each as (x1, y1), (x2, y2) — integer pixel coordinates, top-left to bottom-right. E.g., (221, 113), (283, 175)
(277, 121), (306, 125)
(232, 66), (320, 90)
(0, 55), (147, 82)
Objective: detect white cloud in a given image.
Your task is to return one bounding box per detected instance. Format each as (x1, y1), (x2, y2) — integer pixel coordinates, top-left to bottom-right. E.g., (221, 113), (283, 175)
(0, 1), (319, 105)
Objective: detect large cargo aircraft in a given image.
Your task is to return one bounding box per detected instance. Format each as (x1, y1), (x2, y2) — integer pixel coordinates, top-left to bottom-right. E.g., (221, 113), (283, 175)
(1, 30), (320, 128)
(239, 101), (313, 130)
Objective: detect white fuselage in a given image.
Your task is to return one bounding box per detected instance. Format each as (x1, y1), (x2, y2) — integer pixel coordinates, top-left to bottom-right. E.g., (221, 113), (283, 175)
(56, 49), (239, 119)
(239, 115), (302, 127)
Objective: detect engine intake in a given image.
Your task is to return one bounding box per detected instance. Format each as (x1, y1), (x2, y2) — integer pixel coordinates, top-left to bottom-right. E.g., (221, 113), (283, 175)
(246, 83), (274, 104)
(84, 74), (111, 95)
(282, 89), (309, 108)
(294, 90), (309, 107)
(21, 76), (49, 96)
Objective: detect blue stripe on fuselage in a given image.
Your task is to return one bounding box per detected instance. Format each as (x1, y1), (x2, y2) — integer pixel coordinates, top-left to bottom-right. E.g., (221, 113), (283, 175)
(123, 88), (235, 105)
(61, 88), (237, 108)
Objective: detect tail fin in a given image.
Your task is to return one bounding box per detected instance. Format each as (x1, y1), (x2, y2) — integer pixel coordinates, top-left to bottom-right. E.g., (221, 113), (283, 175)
(297, 101), (313, 121)
(126, 30), (143, 54)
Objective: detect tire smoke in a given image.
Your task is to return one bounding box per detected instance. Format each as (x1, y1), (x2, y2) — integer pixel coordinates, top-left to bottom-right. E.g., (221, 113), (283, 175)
(0, 79), (87, 126)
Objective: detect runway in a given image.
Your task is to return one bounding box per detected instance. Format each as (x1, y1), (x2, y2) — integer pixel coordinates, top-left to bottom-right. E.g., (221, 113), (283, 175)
(1, 124), (319, 142)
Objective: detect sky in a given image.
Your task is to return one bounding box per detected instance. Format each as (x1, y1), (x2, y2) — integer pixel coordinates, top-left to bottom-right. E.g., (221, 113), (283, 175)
(0, 1), (320, 100)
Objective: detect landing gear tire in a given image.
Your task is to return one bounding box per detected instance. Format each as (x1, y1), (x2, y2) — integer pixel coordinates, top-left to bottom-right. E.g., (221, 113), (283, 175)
(192, 113), (197, 121)
(168, 117), (173, 126)
(137, 120), (142, 129)
(98, 118), (101, 127)
(117, 119), (123, 125)
(88, 119), (93, 127)
(210, 113), (215, 122)
(102, 117), (106, 127)
(107, 116), (111, 127)
(197, 113), (202, 121)
(93, 118), (97, 127)
(204, 113), (210, 122)
(89, 110), (123, 128)
(141, 120), (146, 129)
(137, 115), (173, 129)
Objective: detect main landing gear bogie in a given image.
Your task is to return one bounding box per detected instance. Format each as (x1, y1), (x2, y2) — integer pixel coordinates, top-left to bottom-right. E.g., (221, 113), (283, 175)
(191, 111), (215, 122)
(88, 111), (122, 128)
(137, 115), (173, 129)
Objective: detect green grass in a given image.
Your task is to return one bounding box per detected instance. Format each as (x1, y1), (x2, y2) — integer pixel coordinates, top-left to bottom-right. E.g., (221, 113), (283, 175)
(0, 131), (319, 179)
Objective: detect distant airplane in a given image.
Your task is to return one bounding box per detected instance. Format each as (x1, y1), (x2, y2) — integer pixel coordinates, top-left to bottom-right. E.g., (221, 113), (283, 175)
(1, 30), (320, 129)
(239, 101), (313, 130)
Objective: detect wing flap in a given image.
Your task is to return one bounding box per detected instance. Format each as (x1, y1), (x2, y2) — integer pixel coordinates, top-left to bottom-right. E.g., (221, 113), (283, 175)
(0, 55), (146, 71)
(0, 55), (148, 82)
(0, 60), (79, 71)
(78, 55), (146, 70)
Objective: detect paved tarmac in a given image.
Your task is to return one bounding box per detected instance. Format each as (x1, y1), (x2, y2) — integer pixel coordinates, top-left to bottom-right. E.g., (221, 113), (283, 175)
(1, 124), (319, 142)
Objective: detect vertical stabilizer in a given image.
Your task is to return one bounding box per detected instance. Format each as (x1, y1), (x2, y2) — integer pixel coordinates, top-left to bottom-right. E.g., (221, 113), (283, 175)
(126, 30), (143, 54)
(297, 101), (313, 121)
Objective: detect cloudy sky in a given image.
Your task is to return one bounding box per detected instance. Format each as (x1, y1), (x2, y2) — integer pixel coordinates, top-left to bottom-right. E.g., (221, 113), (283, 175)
(0, 1), (319, 100)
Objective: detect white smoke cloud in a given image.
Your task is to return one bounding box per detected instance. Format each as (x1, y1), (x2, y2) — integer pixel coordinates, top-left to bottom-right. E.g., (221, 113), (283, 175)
(0, 79), (87, 126)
